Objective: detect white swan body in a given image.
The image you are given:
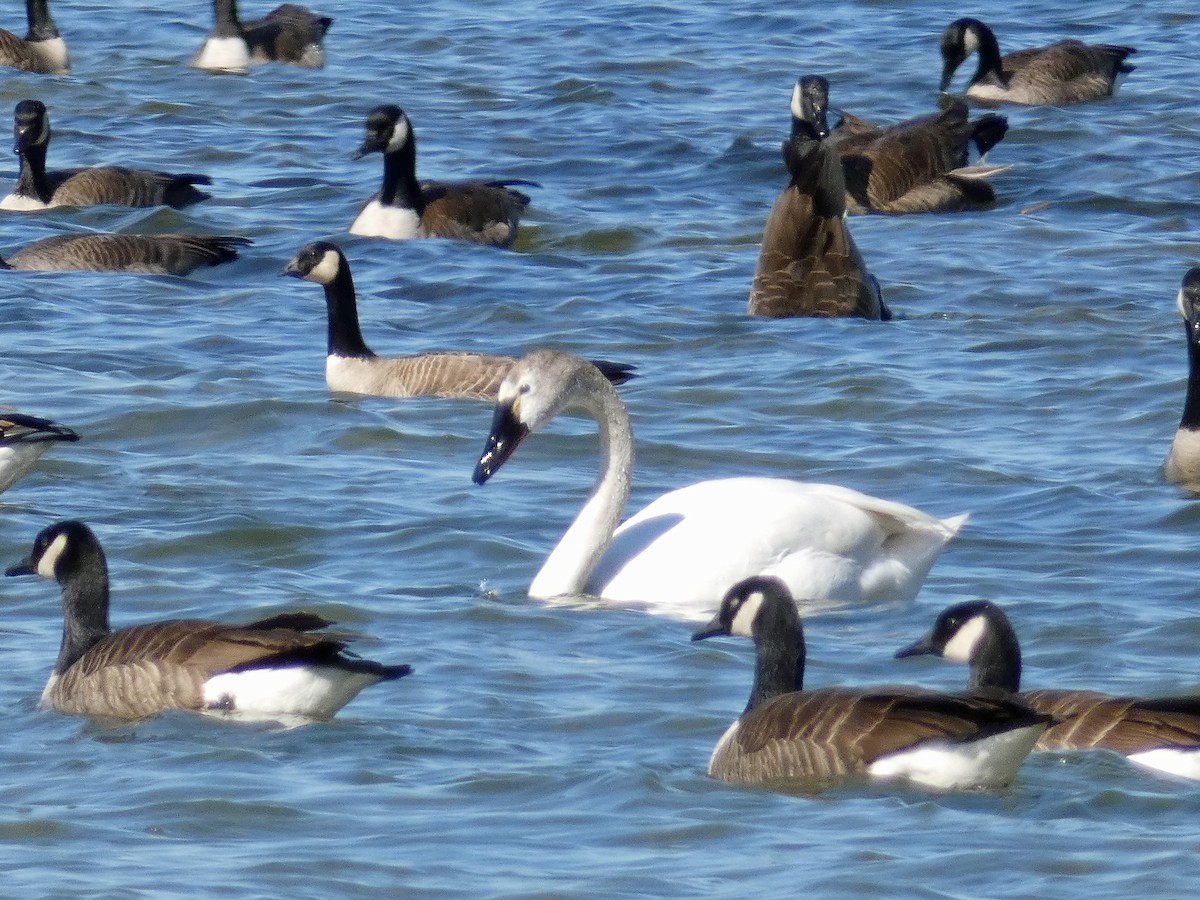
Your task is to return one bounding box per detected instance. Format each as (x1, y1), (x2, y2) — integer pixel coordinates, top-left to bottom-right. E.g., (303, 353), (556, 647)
(474, 351), (966, 620)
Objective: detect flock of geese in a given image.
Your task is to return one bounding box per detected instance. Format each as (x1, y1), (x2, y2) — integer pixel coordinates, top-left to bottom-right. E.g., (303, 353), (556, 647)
(0, 1), (1198, 795)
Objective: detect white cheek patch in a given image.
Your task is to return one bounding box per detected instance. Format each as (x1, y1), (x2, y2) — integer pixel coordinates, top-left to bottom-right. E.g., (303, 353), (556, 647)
(790, 83), (803, 120)
(962, 28), (980, 55)
(1178, 288), (1190, 320)
(385, 116), (410, 154)
(37, 532), (69, 579)
(307, 249), (341, 284)
(942, 614), (987, 663)
(729, 592), (764, 637)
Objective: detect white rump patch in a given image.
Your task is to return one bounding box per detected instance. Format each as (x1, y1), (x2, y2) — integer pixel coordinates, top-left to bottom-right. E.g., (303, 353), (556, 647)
(1127, 748), (1200, 782)
(867, 723), (1044, 790)
(349, 200), (422, 240)
(942, 614), (987, 663)
(191, 36), (251, 74)
(202, 665), (380, 722)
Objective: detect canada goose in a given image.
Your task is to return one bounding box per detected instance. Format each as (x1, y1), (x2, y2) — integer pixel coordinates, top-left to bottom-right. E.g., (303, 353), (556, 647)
(0, 0), (68, 75)
(896, 600), (1200, 780)
(830, 100), (1010, 214)
(281, 241), (634, 400)
(0, 233), (250, 275)
(1, 100), (211, 211)
(472, 351), (966, 620)
(692, 578), (1050, 789)
(191, 0), (332, 73)
(349, 105), (535, 247)
(0, 411), (77, 493)
(747, 76), (887, 319)
(1164, 268), (1200, 488)
(5, 520), (412, 721)
(939, 18), (1136, 106)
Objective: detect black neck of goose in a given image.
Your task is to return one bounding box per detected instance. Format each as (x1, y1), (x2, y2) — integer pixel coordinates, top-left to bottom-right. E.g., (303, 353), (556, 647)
(55, 544), (112, 675)
(783, 134), (845, 218)
(967, 614), (1022, 694)
(1179, 319), (1200, 431)
(379, 136), (424, 213)
(324, 262), (375, 360)
(212, 0), (243, 37)
(25, 0), (59, 40)
(748, 600), (806, 714)
(16, 143), (52, 204)
(971, 26), (1005, 85)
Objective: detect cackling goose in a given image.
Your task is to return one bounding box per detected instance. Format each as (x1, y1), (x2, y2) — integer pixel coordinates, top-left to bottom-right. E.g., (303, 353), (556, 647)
(1, 100), (212, 211)
(6, 520), (412, 721)
(939, 18), (1135, 106)
(747, 76), (887, 319)
(472, 351), (964, 620)
(897, 600), (1200, 780)
(693, 577), (1051, 790)
(191, 0), (332, 73)
(349, 105), (535, 247)
(0, 0), (67, 75)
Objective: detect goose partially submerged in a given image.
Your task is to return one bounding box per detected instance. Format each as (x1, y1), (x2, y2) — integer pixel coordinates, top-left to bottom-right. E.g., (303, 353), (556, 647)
(6, 520), (411, 722)
(282, 241), (634, 400)
(0, 233), (249, 274)
(0, 0), (68, 75)
(349, 105), (535, 247)
(830, 99), (1010, 214)
(0, 411), (77, 493)
(939, 18), (1135, 106)
(1, 100), (212, 211)
(748, 76), (887, 319)
(897, 600), (1200, 780)
(472, 351), (966, 620)
(693, 578), (1050, 790)
(1164, 268), (1200, 489)
(191, 0), (332, 73)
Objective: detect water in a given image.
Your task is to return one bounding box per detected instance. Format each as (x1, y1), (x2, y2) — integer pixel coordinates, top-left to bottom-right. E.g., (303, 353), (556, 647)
(0, 0), (1198, 894)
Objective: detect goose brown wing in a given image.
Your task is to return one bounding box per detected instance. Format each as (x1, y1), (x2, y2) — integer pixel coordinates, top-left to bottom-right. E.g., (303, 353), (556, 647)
(370, 352), (517, 400)
(0, 30), (50, 72)
(6, 234), (249, 274)
(1023, 689), (1200, 754)
(48, 168), (211, 209)
(420, 182), (532, 247)
(243, 5), (331, 65)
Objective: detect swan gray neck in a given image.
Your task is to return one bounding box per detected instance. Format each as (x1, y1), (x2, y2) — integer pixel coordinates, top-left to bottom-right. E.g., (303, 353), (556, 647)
(529, 369), (633, 598)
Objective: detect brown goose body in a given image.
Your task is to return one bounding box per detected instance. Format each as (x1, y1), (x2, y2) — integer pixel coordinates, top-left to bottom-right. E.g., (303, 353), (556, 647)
(747, 76), (887, 320)
(2, 233), (250, 275)
(0, 1), (67, 74)
(831, 101), (1008, 214)
(8, 521), (411, 722)
(897, 600), (1200, 779)
(939, 18), (1135, 106)
(695, 577), (1049, 790)
(282, 241), (634, 401)
(3, 100), (211, 211)
(192, 0), (331, 72)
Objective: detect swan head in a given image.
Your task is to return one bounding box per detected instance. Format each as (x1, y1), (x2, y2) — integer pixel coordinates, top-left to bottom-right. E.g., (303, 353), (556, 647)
(354, 104), (410, 160)
(281, 241), (344, 285)
(473, 350), (598, 485)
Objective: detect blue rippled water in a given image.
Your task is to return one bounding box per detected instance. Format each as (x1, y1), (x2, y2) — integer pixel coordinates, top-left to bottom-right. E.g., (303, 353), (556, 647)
(1, 0), (1199, 895)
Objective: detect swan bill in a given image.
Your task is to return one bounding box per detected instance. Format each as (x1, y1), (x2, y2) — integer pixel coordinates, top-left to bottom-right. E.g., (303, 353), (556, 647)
(473, 402), (529, 484)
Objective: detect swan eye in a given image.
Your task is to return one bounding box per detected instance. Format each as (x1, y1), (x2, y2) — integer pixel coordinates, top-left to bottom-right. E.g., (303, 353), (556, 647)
(518, 384), (531, 395)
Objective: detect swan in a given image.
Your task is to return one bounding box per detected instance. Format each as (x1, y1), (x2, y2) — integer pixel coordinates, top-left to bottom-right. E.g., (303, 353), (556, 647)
(472, 350), (967, 620)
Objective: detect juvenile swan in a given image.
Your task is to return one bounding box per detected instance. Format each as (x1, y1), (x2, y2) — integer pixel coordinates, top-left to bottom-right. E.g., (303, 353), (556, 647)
(0, 410), (77, 493)
(282, 241), (634, 400)
(1164, 268), (1200, 489)
(938, 18), (1135, 106)
(472, 351), (966, 620)
(6, 520), (412, 721)
(693, 578), (1050, 790)
(349, 105), (535, 247)
(897, 600), (1200, 780)
(1, 100), (212, 211)
(748, 76), (886, 319)
(0, 0), (68, 75)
